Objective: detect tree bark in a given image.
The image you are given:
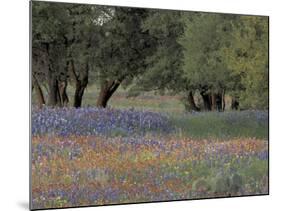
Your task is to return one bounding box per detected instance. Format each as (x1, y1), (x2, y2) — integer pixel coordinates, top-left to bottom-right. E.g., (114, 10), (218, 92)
(47, 74), (61, 107)
(69, 60), (88, 108)
(32, 74), (45, 107)
(44, 43), (61, 107)
(222, 89), (226, 111)
(231, 97), (239, 110)
(96, 80), (121, 108)
(210, 91), (224, 112)
(58, 81), (69, 106)
(187, 91), (200, 111)
(200, 90), (212, 111)
(211, 93), (216, 111)
(47, 64), (61, 107)
(215, 92), (223, 111)
(74, 79), (87, 108)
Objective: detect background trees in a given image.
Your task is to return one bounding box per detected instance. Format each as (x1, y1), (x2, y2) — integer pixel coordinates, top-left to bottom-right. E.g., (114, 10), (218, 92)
(32, 2), (69, 107)
(32, 1), (269, 111)
(32, 2), (105, 107)
(179, 13), (238, 111)
(92, 7), (151, 107)
(133, 10), (185, 91)
(220, 16), (269, 109)
(179, 13), (268, 111)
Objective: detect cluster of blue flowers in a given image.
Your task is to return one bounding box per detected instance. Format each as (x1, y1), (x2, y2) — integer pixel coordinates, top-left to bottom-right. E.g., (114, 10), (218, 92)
(32, 107), (173, 137)
(222, 110), (269, 126)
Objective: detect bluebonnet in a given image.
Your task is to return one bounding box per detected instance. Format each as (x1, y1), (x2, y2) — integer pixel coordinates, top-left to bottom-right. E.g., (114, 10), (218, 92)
(32, 107), (174, 137)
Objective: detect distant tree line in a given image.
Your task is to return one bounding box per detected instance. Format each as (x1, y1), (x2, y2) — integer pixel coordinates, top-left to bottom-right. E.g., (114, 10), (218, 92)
(32, 2), (268, 111)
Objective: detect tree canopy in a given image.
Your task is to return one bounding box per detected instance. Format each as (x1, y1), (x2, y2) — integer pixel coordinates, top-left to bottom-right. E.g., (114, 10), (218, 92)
(32, 1), (269, 111)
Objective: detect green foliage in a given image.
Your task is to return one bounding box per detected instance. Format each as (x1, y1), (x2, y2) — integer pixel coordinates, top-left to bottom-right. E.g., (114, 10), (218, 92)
(92, 7), (150, 87)
(213, 172), (244, 194)
(65, 4), (104, 82)
(109, 127), (128, 137)
(32, 2), (69, 44)
(179, 13), (235, 92)
(128, 10), (185, 94)
(231, 173), (243, 193)
(192, 178), (211, 193)
(220, 16), (269, 109)
(33, 2), (105, 80)
(214, 174), (232, 193)
(240, 158), (268, 180)
(53, 197), (68, 208)
(32, 1), (69, 80)
(179, 13), (268, 109)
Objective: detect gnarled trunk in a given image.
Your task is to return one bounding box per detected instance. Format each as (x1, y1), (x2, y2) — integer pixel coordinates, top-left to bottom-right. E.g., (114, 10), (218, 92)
(47, 74), (61, 107)
(74, 80), (87, 108)
(200, 90), (212, 111)
(32, 74), (45, 107)
(58, 81), (69, 106)
(231, 97), (239, 110)
(211, 93), (216, 111)
(211, 90), (225, 112)
(69, 60), (88, 108)
(47, 61), (61, 107)
(96, 80), (121, 108)
(187, 91), (200, 111)
(214, 92), (223, 111)
(45, 43), (61, 107)
(222, 89), (226, 111)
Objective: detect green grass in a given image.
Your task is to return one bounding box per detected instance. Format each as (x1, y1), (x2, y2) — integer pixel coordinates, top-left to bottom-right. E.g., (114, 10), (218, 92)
(170, 111), (268, 140)
(82, 85), (185, 114)
(33, 84), (185, 114)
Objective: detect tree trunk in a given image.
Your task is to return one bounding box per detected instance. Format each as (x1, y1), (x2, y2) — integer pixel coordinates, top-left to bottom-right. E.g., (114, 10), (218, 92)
(187, 91), (200, 111)
(211, 91), (224, 112)
(200, 90), (212, 111)
(222, 89), (226, 111)
(47, 68), (59, 106)
(215, 92), (222, 111)
(47, 74), (61, 107)
(47, 72), (61, 107)
(58, 81), (69, 106)
(32, 74), (45, 107)
(74, 80), (87, 108)
(211, 92), (216, 111)
(96, 80), (121, 108)
(69, 60), (88, 108)
(96, 85), (108, 108)
(44, 43), (61, 107)
(231, 97), (239, 110)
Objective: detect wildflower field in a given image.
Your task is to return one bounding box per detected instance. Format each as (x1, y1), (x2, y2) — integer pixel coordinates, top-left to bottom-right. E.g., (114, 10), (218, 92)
(31, 107), (268, 209)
